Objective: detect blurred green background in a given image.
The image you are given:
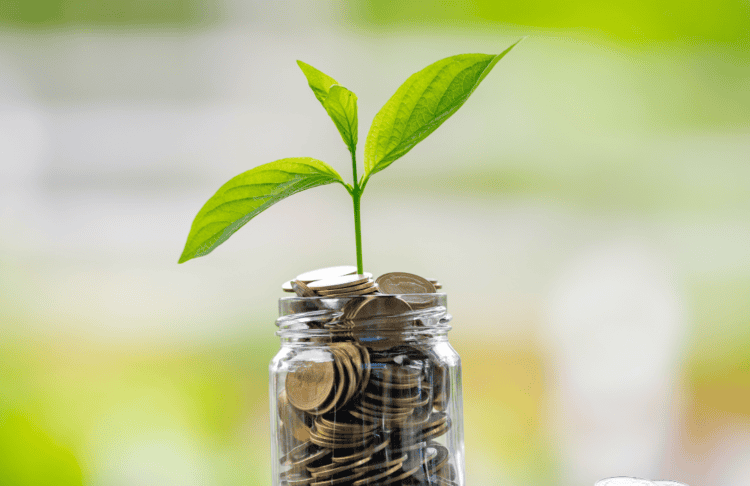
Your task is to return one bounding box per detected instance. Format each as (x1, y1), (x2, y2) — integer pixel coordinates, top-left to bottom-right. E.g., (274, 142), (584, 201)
(0, 1), (748, 485)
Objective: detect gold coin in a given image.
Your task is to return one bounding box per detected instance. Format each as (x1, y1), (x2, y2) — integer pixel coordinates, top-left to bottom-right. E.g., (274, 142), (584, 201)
(308, 273), (373, 290)
(330, 438), (390, 464)
(375, 272), (436, 295)
(292, 280), (317, 297)
(363, 392), (422, 407)
(317, 413), (376, 432)
(348, 410), (378, 423)
(280, 473), (315, 486)
(309, 431), (373, 449)
(347, 296), (412, 322)
(286, 360), (335, 412)
(358, 400), (413, 415)
(316, 280), (375, 295)
(354, 405), (412, 421)
(282, 280), (295, 292)
(333, 342), (363, 389)
(308, 455), (372, 478)
(367, 378), (420, 390)
(296, 266), (358, 284)
(310, 468), (365, 486)
(352, 463), (403, 486)
(331, 347), (357, 410)
(357, 344), (371, 394)
(323, 286), (379, 298)
(313, 351), (347, 416)
(353, 452), (406, 474)
(282, 444), (331, 469)
(317, 285), (378, 298)
(420, 420), (450, 442)
(376, 461), (423, 485)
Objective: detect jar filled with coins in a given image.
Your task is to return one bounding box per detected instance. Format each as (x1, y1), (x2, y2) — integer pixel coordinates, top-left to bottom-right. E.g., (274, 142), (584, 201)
(270, 267), (464, 486)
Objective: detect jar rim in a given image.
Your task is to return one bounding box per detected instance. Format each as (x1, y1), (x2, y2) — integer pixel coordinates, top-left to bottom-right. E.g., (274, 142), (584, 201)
(276, 293), (451, 341)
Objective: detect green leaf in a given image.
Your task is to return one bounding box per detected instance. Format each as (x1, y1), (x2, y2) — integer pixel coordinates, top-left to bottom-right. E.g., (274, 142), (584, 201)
(178, 158), (345, 263)
(323, 85), (358, 153)
(364, 38), (523, 180)
(298, 61), (359, 154)
(297, 60), (339, 104)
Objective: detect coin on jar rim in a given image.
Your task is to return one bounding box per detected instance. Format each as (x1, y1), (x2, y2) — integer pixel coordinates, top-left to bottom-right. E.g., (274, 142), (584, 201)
(308, 273), (373, 290)
(285, 360), (336, 412)
(292, 280), (317, 297)
(295, 266), (358, 284)
(282, 280), (295, 292)
(376, 272), (436, 295)
(316, 280), (375, 294)
(317, 284), (378, 297)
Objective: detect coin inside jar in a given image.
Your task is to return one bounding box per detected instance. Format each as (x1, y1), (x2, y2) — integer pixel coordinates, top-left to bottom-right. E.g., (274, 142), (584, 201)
(285, 359), (336, 413)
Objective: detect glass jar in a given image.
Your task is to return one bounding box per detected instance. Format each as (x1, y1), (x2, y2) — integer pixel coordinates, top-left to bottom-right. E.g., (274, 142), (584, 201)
(269, 293), (464, 485)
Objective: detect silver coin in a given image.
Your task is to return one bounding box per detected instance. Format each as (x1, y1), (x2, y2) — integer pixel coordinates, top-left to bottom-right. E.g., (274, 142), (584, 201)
(308, 273), (373, 290)
(296, 266), (358, 283)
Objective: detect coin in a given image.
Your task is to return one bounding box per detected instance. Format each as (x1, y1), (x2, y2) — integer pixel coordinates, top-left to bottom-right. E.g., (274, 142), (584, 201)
(308, 273), (373, 290)
(332, 342), (362, 390)
(280, 473), (315, 486)
(310, 468), (365, 486)
(292, 280), (317, 297)
(309, 430), (373, 449)
(308, 455), (372, 479)
(316, 280), (376, 295)
(353, 452), (406, 474)
(331, 438), (390, 464)
(347, 296), (412, 322)
(282, 443), (331, 469)
(353, 463), (403, 486)
(286, 360), (336, 412)
(282, 280), (295, 292)
(295, 266), (358, 283)
(314, 350), (347, 416)
(336, 348), (359, 408)
(376, 272), (436, 295)
(318, 285), (379, 298)
(377, 461), (423, 485)
(357, 344), (371, 394)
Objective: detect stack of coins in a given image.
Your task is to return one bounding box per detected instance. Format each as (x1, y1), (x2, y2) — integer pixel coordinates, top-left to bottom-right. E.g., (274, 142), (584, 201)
(282, 269), (441, 298)
(277, 267), (457, 486)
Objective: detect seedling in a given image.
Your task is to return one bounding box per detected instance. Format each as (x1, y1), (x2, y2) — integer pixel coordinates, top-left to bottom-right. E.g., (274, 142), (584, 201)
(179, 39), (523, 272)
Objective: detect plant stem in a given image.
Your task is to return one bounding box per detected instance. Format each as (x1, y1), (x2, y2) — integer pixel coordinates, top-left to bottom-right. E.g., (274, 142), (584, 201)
(350, 149), (364, 274)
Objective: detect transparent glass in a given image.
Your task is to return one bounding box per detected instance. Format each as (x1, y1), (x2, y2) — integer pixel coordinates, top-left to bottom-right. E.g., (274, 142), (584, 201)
(269, 293), (464, 486)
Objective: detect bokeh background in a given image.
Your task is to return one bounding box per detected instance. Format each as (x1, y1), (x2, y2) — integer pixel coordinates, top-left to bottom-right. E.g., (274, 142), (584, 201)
(1, 1), (748, 484)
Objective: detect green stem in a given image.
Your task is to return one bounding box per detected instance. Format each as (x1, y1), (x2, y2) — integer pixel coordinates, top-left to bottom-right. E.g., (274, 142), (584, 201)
(350, 149), (364, 274)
